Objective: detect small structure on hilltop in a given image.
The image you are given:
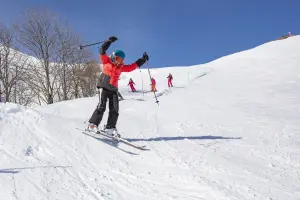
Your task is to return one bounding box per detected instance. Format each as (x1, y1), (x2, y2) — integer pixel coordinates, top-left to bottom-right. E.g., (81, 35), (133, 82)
(275, 32), (295, 41)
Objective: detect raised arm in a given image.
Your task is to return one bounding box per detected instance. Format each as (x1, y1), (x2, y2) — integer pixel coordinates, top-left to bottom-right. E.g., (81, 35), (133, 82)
(121, 63), (138, 72)
(99, 36), (118, 64)
(121, 52), (149, 72)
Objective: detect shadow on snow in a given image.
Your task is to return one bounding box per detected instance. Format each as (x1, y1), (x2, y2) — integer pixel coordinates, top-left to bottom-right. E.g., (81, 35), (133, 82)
(0, 165), (71, 174)
(125, 135), (242, 142)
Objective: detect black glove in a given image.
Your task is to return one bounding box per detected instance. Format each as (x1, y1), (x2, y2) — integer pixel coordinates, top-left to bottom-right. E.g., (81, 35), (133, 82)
(108, 36), (118, 42)
(135, 52), (149, 68)
(99, 36), (117, 55)
(142, 52), (149, 61)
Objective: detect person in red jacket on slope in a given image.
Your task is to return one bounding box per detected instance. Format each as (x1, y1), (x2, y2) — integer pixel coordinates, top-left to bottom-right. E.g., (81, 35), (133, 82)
(167, 73), (173, 87)
(150, 77), (157, 92)
(88, 36), (149, 137)
(128, 78), (136, 92)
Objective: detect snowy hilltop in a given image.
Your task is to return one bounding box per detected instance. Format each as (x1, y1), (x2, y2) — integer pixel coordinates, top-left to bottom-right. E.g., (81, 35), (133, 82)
(1, 36), (300, 200)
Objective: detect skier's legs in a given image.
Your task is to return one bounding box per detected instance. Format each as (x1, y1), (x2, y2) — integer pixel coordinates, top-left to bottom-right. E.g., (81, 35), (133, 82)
(168, 80), (173, 87)
(106, 91), (119, 129)
(130, 85), (134, 92)
(89, 89), (108, 126)
(153, 85), (157, 92)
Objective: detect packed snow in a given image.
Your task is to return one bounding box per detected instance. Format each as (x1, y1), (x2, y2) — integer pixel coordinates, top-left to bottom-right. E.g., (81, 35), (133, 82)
(1, 36), (300, 200)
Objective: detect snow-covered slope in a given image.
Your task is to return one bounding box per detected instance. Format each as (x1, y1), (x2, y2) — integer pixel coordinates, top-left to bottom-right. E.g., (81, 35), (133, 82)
(1, 36), (300, 200)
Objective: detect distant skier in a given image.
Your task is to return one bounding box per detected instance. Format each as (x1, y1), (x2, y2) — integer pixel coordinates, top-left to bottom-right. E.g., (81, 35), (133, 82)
(167, 73), (173, 87)
(128, 78), (136, 92)
(150, 77), (157, 92)
(88, 36), (149, 136)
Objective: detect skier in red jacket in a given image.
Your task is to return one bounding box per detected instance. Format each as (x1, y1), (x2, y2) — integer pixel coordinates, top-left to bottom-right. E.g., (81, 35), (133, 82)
(88, 36), (149, 137)
(150, 77), (157, 92)
(167, 73), (173, 87)
(128, 78), (136, 92)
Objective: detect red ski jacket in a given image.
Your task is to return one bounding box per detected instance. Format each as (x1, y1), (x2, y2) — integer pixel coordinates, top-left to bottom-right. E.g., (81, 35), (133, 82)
(128, 80), (135, 86)
(99, 54), (138, 91)
(151, 78), (156, 85)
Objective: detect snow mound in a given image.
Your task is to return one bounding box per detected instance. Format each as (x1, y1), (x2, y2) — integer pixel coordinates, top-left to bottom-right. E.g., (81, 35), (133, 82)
(1, 36), (300, 200)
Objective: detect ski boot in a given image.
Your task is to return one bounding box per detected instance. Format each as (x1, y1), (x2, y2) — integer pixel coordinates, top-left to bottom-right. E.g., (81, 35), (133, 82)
(103, 126), (121, 138)
(87, 123), (99, 133)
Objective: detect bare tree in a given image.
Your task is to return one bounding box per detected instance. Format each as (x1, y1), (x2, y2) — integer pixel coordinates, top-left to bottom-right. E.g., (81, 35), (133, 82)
(13, 78), (35, 106)
(15, 9), (94, 105)
(71, 50), (94, 98)
(22, 60), (54, 105)
(0, 76), (2, 102)
(14, 9), (61, 104)
(0, 23), (28, 103)
(55, 25), (85, 100)
(78, 60), (100, 97)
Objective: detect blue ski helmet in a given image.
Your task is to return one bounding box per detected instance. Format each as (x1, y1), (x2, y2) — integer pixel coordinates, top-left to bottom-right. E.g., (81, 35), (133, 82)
(110, 50), (125, 62)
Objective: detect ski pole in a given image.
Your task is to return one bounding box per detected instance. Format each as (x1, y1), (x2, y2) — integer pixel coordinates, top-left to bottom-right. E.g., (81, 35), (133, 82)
(139, 68), (145, 99)
(146, 61), (159, 105)
(96, 88), (102, 110)
(79, 40), (106, 50)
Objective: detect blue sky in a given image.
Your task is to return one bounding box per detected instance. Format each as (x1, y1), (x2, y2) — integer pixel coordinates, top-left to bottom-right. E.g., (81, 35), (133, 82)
(0, 0), (299, 68)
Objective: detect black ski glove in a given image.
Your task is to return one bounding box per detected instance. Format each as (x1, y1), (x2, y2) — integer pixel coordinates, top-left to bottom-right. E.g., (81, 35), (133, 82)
(99, 36), (117, 55)
(99, 41), (111, 55)
(135, 52), (149, 68)
(108, 36), (118, 42)
(143, 52), (149, 61)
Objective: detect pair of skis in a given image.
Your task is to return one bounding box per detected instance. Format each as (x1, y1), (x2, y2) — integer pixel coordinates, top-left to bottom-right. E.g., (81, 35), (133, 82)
(79, 128), (148, 151)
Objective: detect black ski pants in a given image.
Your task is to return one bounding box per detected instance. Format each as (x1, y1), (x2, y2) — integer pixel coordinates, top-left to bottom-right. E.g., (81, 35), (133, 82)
(89, 88), (119, 129)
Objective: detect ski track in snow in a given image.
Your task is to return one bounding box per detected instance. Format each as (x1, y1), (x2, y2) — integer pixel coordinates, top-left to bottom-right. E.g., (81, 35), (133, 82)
(1, 37), (300, 200)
